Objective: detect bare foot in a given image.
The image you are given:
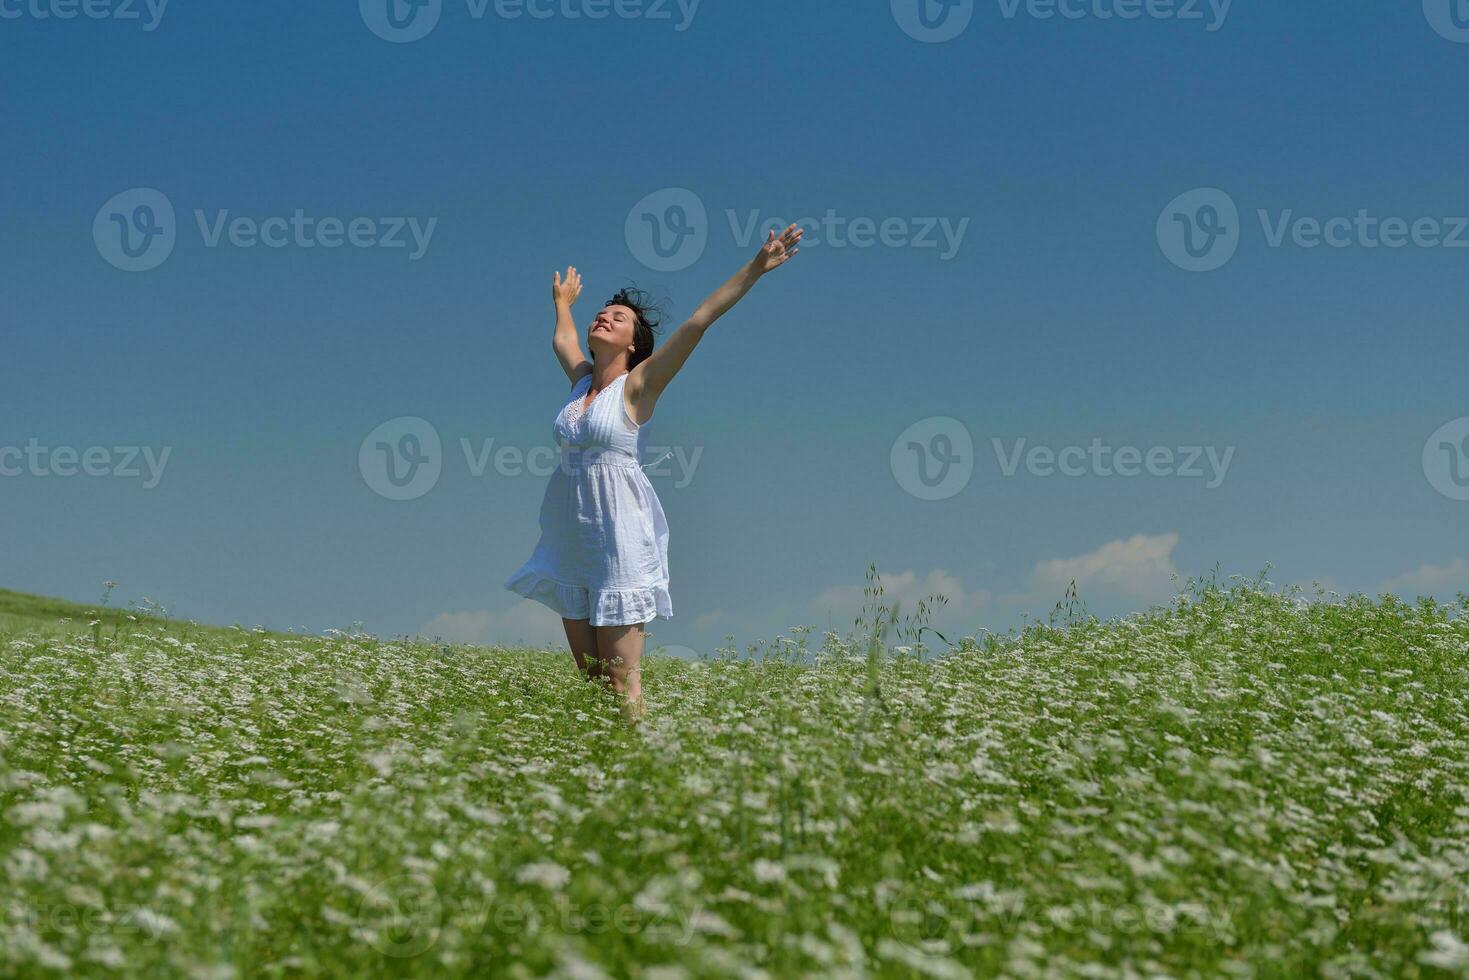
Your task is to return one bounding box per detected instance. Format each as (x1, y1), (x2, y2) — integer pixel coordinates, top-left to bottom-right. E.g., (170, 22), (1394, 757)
(623, 694), (647, 727)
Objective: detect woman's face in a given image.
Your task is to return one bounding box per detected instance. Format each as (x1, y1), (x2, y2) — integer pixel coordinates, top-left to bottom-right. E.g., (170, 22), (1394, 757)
(588, 304), (637, 360)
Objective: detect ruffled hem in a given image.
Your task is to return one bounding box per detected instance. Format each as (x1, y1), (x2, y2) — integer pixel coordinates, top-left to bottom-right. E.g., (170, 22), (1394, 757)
(504, 568), (672, 627)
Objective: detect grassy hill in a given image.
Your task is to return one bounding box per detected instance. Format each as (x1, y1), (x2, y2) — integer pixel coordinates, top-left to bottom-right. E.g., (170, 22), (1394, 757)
(0, 586), (285, 642)
(1, 579), (1466, 977)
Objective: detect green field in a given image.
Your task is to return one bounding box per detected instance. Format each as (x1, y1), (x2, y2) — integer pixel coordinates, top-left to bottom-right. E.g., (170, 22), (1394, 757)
(0, 586), (286, 644)
(2, 578), (1467, 978)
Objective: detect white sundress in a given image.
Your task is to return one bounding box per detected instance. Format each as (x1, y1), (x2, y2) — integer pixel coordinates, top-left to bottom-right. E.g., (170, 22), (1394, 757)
(503, 370), (672, 627)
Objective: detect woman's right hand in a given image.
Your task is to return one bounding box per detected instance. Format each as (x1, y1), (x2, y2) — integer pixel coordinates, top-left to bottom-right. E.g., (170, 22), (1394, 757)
(553, 266), (583, 307)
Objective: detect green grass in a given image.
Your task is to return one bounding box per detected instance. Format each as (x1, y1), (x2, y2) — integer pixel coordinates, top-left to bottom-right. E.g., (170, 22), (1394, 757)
(1, 577), (1467, 978)
(0, 586), (286, 643)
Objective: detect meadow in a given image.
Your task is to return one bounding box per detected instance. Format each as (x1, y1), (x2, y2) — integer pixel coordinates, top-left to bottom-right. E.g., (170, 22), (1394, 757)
(2, 575), (1467, 978)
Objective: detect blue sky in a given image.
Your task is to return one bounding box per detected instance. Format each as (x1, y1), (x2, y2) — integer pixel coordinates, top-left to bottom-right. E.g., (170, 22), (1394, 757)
(3, 1), (1467, 654)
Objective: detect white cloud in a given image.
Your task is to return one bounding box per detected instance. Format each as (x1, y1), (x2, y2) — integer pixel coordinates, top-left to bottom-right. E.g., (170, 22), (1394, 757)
(1378, 559), (1469, 598)
(1022, 532), (1181, 604)
(808, 536), (1183, 635)
(418, 600), (567, 649)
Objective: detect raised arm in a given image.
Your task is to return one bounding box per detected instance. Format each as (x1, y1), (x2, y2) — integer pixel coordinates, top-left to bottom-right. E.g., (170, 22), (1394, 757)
(627, 224), (802, 421)
(551, 266), (592, 385)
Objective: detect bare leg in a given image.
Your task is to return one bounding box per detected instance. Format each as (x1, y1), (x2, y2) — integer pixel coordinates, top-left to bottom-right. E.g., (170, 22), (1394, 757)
(592, 621), (647, 721)
(562, 618), (603, 683)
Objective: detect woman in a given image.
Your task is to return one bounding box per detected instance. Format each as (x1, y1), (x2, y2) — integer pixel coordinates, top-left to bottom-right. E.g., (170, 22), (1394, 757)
(504, 223), (805, 719)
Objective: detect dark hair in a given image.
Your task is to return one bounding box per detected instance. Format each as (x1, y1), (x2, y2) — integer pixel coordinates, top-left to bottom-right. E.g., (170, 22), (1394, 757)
(596, 285), (664, 370)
